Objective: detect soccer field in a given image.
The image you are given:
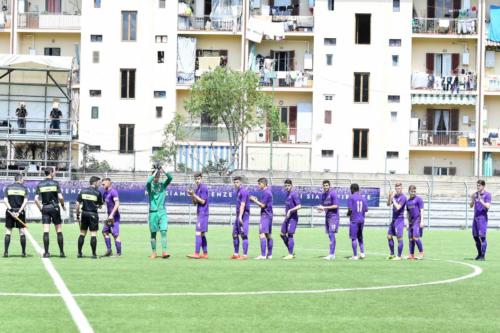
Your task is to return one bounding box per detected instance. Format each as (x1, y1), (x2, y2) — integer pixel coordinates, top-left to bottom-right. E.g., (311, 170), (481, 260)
(1, 224), (499, 333)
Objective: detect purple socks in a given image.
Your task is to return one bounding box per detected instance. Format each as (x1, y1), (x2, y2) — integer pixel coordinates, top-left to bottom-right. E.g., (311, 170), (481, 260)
(105, 237), (111, 250)
(233, 237), (239, 254)
(280, 234), (289, 251)
(201, 236), (207, 253)
(287, 236), (294, 255)
(352, 239), (358, 256)
(195, 235), (202, 253)
(260, 238), (266, 256)
(328, 232), (336, 256)
(242, 237), (248, 256)
(388, 239), (395, 255)
(115, 240), (122, 254)
(267, 238), (273, 257)
(397, 239), (404, 257)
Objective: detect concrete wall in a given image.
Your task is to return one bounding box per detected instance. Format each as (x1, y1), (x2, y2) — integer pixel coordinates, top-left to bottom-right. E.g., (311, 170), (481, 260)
(17, 32), (79, 56)
(409, 151), (474, 176)
(484, 96), (500, 129)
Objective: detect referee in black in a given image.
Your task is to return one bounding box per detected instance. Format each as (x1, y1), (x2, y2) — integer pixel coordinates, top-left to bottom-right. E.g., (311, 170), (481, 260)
(34, 168), (66, 258)
(3, 174), (28, 257)
(76, 176), (103, 258)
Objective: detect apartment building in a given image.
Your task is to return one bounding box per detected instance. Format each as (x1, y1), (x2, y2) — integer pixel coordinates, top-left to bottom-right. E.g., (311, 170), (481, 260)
(0, 0), (80, 177)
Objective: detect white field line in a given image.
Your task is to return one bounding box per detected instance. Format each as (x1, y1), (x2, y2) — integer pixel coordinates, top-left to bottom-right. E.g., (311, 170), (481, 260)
(24, 230), (94, 333)
(1, 258), (482, 298)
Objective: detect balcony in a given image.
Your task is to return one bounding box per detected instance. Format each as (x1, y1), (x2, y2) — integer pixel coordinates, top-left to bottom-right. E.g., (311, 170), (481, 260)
(178, 1), (242, 33)
(411, 72), (477, 92)
(17, 12), (80, 30)
(249, 3), (314, 35)
(485, 76), (500, 92)
(259, 70), (313, 90)
(0, 118), (72, 141)
(247, 127), (312, 144)
(178, 126), (229, 142)
(409, 130), (475, 148)
(412, 17), (477, 35)
(483, 129), (500, 148)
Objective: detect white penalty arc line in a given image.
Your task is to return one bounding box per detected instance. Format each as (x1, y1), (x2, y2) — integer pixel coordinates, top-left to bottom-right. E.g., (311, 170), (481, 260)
(24, 230), (94, 333)
(1, 259), (482, 298)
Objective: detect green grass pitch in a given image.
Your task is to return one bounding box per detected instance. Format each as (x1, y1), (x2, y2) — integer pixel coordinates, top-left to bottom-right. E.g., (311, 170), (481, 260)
(1, 224), (499, 333)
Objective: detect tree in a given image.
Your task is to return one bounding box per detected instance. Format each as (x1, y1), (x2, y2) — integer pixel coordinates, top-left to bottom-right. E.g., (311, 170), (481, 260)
(184, 67), (273, 174)
(151, 113), (190, 171)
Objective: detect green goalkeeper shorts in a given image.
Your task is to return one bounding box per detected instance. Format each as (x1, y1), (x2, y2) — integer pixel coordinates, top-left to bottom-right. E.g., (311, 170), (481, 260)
(148, 211), (168, 232)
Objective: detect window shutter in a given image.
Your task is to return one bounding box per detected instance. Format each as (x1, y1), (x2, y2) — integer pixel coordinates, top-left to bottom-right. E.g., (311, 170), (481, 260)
(426, 53), (434, 74)
(427, 0), (434, 18)
(128, 126), (134, 152)
(450, 109), (459, 131)
(426, 109), (434, 130)
(288, 51), (295, 71)
(423, 166), (432, 175)
(291, 0), (299, 15)
(452, 53), (460, 74)
(119, 125), (126, 152)
(449, 167), (457, 176)
(453, 0), (460, 18)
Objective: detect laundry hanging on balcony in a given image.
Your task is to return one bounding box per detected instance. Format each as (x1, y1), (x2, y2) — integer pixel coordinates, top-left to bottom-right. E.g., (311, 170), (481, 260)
(483, 152), (493, 177)
(488, 5), (500, 42)
(177, 37), (197, 84)
(210, 0), (242, 32)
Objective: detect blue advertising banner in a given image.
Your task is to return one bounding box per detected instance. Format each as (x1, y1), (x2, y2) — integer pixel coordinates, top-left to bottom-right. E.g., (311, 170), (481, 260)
(0, 181), (380, 207)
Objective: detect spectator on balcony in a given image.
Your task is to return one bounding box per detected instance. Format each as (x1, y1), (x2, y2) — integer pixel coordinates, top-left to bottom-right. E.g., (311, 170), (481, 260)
(16, 102), (27, 134)
(49, 101), (63, 135)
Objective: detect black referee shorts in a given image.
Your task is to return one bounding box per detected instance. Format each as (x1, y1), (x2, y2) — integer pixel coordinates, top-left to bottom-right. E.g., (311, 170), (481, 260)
(5, 210), (26, 229)
(41, 205), (62, 225)
(80, 211), (99, 232)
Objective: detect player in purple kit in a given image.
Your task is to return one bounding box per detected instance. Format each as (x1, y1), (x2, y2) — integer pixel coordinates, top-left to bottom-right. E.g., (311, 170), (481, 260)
(231, 176), (250, 260)
(281, 179), (302, 260)
(187, 172), (209, 259)
(101, 178), (122, 257)
(386, 182), (406, 260)
(316, 180), (339, 260)
(470, 180), (491, 261)
(406, 185), (424, 260)
(250, 177), (273, 260)
(347, 183), (368, 260)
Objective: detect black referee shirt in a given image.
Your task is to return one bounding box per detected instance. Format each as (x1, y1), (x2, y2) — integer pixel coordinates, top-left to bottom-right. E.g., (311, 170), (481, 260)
(77, 187), (103, 213)
(4, 182), (28, 209)
(36, 178), (61, 205)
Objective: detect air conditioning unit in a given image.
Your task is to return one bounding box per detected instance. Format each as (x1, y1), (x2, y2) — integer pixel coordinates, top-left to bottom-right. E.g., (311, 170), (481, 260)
(256, 129), (266, 143)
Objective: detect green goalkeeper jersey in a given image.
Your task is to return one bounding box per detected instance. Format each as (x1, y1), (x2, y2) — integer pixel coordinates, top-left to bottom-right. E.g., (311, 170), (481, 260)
(146, 172), (173, 212)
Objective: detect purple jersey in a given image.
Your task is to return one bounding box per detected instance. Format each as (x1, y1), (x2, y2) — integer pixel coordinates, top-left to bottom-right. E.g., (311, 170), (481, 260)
(474, 191), (491, 220)
(195, 183), (209, 216)
(321, 189), (339, 221)
(103, 188), (120, 221)
(348, 192), (368, 223)
(285, 191), (301, 220)
(392, 193), (406, 221)
(260, 188), (273, 218)
(236, 187), (250, 216)
(407, 195), (424, 224)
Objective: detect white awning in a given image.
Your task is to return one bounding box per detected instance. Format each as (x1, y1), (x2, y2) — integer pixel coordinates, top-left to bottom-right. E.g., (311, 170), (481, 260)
(0, 54), (73, 70)
(411, 92), (477, 105)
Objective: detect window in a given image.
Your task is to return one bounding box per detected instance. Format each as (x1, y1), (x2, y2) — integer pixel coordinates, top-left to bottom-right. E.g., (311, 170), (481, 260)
(390, 111), (398, 121)
(154, 90), (166, 98)
(353, 129), (369, 159)
(426, 53), (460, 76)
(354, 73), (369, 103)
(152, 146), (162, 153)
(157, 51), (164, 63)
(324, 38), (336, 46)
(324, 94), (334, 101)
(389, 39), (401, 47)
(122, 11), (137, 41)
(433, 0), (455, 18)
(44, 47), (61, 56)
(120, 69), (136, 99)
(393, 0), (400, 12)
(159, 0), (166, 8)
(328, 0), (334, 10)
(88, 145), (101, 152)
(326, 54), (333, 66)
(272, 51), (294, 71)
(355, 14), (371, 44)
(324, 110), (332, 124)
(91, 34), (103, 42)
(91, 106), (99, 119)
(155, 35), (168, 43)
(156, 106), (163, 118)
(322, 150), (334, 158)
(92, 51), (100, 63)
(119, 124), (135, 153)
(386, 151), (399, 159)
(424, 166), (457, 176)
(89, 90), (102, 97)
(392, 55), (399, 66)
(94, 0), (101, 8)
(388, 95), (400, 103)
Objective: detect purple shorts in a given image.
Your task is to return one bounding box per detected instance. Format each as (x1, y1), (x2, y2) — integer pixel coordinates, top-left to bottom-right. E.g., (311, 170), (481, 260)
(388, 220), (404, 238)
(102, 220), (120, 237)
(259, 216), (273, 234)
(281, 218), (298, 235)
(232, 214), (249, 236)
(196, 214), (209, 233)
(408, 223), (422, 239)
(349, 222), (364, 239)
(472, 216), (487, 237)
(325, 216), (339, 234)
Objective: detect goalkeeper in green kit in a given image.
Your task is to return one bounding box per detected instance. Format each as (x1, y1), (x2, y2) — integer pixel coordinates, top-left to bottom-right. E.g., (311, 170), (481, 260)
(146, 165), (173, 259)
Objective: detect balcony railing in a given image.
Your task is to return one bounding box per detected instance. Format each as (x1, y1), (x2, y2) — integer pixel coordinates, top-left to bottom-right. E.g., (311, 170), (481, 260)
(248, 127), (312, 144)
(411, 72), (477, 92)
(177, 126), (229, 142)
(259, 71), (313, 89)
(409, 130), (476, 147)
(485, 76), (500, 92)
(18, 12), (80, 30)
(483, 129), (500, 147)
(178, 14), (241, 32)
(412, 17), (477, 35)
(0, 118), (72, 140)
